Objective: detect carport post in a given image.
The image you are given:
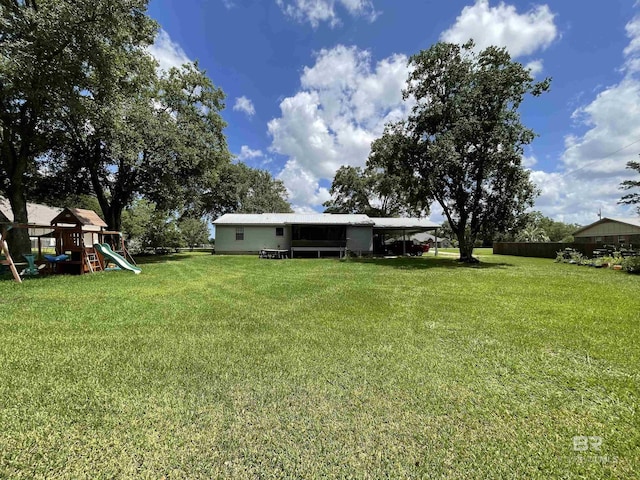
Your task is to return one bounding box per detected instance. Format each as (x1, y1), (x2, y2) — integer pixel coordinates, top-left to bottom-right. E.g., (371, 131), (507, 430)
(402, 229), (406, 255)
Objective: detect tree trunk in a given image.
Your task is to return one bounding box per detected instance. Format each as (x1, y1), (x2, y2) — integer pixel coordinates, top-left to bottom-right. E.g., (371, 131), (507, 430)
(456, 230), (478, 263)
(103, 203), (124, 232)
(6, 190), (32, 259)
(2, 147), (32, 259)
(86, 146), (126, 232)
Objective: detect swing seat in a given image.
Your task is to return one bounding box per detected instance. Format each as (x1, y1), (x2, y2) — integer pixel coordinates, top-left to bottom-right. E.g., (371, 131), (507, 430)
(44, 254), (69, 263)
(22, 254), (39, 276)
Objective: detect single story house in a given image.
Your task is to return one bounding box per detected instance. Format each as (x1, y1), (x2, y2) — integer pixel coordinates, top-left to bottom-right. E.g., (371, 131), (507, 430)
(573, 217), (640, 247)
(411, 232), (452, 248)
(0, 197), (62, 248)
(213, 213), (440, 257)
(0, 197), (62, 225)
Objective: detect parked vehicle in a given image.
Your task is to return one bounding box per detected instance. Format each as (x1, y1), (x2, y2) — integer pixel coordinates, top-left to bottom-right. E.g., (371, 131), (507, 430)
(387, 240), (430, 256)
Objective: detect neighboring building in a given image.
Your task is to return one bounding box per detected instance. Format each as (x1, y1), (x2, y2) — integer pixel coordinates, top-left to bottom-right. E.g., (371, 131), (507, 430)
(0, 197), (63, 248)
(0, 197), (62, 225)
(573, 217), (640, 247)
(213, 213), (439, 257)
(411, 232), (452, 248)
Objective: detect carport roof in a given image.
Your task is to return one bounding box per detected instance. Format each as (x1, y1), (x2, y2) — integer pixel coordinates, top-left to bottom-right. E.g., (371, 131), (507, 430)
(372, 217), (440, 229)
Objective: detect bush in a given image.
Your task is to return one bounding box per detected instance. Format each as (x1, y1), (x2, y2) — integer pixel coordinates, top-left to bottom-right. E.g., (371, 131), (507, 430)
(622, 256), (640, 274)
(555, 248), (578, 263)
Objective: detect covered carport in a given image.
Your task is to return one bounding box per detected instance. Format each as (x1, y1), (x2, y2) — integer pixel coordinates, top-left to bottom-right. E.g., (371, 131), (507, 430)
(371, 217), (441, 256)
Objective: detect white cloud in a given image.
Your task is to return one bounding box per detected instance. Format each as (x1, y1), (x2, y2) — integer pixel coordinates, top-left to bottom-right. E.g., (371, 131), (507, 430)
(236, 145), (263, 162)
(275, 0), (379, 28)
(277, 160), (332, 211)
(527, 169), (638, 225)
(537, 13), (640, 224)
(441, 0), (557, 71)
(522, 155), (538, 168)
(233, 96), (256, 117)
(268, 45), (412, 211)
(147, 29), (192, 72)
(525, 59), (544, 76)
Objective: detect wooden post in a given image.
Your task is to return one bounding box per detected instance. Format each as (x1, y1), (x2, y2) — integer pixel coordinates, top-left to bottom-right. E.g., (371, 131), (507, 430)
(1, 228), (22, 284)
(403, 229), (406, 255)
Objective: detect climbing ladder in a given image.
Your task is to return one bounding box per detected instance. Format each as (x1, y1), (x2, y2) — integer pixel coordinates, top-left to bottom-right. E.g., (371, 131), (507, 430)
(84, 246), (103, 273)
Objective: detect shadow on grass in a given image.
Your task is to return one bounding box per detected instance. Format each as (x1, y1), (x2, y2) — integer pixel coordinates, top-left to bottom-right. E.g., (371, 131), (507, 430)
(134, 253), (193, 265)
(351, 256), (514, 270)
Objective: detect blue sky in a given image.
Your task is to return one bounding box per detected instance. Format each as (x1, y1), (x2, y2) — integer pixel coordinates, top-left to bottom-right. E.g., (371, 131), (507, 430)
(147, 0), (640, 225)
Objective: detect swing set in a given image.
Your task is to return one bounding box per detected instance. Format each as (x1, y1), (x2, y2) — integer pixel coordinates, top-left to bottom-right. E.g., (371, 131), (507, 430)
(1, 208), (137, 283)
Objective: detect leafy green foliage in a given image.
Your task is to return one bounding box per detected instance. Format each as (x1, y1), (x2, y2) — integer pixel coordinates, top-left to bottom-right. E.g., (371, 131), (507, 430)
(2, 0), (233, 240)
(620, 158), (640, 213)
(510, 211), (580, 242)
(323, 165), (427, 217)
(120, 199), (181, 251)
(0, 0), (156, 254)
(178, 216), (210, 250)
(203, 162), (292, 218)
(37, 60), (231, 231)
(371, 41), (550, 262)
(516, 224), (550, 242)
(622, 255), (640, 273)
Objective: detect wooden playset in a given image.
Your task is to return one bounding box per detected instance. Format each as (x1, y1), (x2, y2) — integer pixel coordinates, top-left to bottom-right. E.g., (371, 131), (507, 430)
(1, 208), (139, 283)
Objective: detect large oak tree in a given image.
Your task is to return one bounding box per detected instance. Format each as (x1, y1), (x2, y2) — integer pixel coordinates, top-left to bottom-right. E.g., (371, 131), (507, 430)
(0, 0), (156, 255)
(202, 162), (292, 218)
(371, 41), (549, 262)
(322, 164), (427, 217)
(40, 61), (230, 231)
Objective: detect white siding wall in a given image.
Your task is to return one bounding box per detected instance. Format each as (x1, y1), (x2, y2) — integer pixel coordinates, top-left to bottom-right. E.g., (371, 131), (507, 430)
(347, 226), (373, 254)
(216, 225), (291, 253)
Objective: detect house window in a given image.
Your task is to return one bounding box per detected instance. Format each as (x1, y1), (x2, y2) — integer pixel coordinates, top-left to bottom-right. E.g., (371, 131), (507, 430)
(618, 236), (626, 244)
(235, 227), (244, 241)
(275, 227), (284, 237)
(595, 236), (603, 243)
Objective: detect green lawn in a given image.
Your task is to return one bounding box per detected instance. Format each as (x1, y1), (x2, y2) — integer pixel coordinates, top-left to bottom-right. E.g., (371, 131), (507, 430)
(0, 253), (638, 478)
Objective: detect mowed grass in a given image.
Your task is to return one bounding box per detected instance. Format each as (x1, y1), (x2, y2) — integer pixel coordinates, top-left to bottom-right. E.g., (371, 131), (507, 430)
(0, 253), (638, 478)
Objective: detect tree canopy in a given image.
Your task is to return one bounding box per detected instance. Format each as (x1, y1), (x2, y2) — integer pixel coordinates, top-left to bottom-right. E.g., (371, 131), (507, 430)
(1, 0), (239, 261)
(202, 162), (292, 218)
(620, 159), (640, 214)
(36, 60), (230, 231)
(370, 41), (550, 262)
(178, 216), (209, 251)
(1, 0), (158, 254)
(323, 164), (427, 217)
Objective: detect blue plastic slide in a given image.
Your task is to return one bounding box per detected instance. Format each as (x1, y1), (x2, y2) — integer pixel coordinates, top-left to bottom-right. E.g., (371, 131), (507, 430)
(94, 243), (141, 274)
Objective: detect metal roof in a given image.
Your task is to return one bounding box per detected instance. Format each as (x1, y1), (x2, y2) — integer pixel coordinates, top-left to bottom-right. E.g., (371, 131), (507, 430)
(573, 217), (640, 236)
(213, 213), (440, 229)
(214, 213), (374, 226)
(372, 217), (440, 229)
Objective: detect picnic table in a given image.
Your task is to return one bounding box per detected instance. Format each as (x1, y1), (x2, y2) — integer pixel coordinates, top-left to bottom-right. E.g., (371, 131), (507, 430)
(259, 249), (289, 259)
